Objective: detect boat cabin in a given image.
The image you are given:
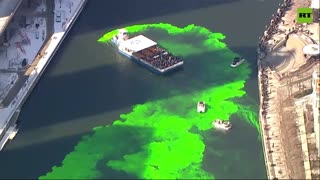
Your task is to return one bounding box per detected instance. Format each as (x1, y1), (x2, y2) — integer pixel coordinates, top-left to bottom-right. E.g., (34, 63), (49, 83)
(116, 29), (130, 41)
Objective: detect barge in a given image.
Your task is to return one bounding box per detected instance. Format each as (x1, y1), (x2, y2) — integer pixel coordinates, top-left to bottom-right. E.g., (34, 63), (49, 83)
(112, 29), (184, 74)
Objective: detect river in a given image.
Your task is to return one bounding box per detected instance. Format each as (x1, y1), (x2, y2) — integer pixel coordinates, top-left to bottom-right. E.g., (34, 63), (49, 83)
(0, 0), (279, 179)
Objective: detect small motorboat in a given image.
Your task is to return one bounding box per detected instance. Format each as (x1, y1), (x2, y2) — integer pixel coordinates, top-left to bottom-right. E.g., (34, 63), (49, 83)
(111, 28), (130, 46)
(212, 119), (232, 131)
(230, 56), (245, 67)
(197, 101), (206, 113)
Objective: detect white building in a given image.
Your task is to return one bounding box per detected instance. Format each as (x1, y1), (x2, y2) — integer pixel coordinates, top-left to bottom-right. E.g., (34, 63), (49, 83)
(312, 69), (320, 157)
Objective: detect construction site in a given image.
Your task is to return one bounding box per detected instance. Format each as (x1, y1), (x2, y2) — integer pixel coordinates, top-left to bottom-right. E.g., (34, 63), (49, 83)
(257, 0), (320, 179)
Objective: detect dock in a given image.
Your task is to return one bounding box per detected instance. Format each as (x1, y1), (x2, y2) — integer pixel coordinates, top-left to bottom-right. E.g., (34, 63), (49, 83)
(257, 0), (320, 179)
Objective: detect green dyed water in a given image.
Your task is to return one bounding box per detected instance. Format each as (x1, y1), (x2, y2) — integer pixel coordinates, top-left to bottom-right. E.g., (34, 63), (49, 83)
(40, 23), (260, 179)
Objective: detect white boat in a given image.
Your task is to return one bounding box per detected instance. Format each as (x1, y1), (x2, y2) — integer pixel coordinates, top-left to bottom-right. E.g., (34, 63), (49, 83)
(230, 57), (245, 67)
(212, 119), (232, 131)
(111, 29), (184, 74)
(197, 101), (206, 113)
(111, 28), (130, 46)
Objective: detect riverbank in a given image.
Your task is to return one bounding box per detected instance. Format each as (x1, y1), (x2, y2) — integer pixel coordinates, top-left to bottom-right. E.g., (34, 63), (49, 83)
(257, 0), (320, 179)
(0, 0), (87, 151)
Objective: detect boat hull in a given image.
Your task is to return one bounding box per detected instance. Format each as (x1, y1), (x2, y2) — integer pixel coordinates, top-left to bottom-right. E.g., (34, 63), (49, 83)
(213, 125), (232, 131)
(197, 108), (205, 113)
(230, 59), (245, 68)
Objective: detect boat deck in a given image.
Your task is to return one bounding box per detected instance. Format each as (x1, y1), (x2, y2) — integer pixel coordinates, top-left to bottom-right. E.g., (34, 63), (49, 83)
(133, 45), (183, 70)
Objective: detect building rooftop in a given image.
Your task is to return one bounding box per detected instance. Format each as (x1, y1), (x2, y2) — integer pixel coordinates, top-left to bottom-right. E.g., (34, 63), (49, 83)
(0, 0), (22, 37)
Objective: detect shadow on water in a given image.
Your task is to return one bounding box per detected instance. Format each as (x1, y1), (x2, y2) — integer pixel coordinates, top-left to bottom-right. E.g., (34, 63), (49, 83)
(73, 0), (241, 35)
(19, 47), (256, 132)
(0, 125), (153, 179)
(0, 133), (83, 179)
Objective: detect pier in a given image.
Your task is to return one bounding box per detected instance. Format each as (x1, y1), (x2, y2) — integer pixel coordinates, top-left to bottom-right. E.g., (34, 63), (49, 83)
(257, 0), (320, 179)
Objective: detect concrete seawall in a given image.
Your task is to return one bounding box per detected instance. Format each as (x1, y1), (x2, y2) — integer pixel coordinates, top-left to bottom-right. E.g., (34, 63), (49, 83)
(257, 2), (294, 179)
(257, 65), (273, 179)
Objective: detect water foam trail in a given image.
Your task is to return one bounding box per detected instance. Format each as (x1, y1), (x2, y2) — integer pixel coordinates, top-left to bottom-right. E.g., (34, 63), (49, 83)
(40, 23), (260, 179)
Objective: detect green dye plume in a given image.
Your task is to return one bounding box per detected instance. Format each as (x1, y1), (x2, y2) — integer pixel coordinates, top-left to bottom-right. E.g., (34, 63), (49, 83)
(40, 23), (260, 179)
(98, 23), (226, 50)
